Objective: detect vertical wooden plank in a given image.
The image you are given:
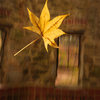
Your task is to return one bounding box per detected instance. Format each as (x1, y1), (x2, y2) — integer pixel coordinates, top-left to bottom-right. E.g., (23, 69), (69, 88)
(29, 87), (35, 100)
(27, 87), (30, 100)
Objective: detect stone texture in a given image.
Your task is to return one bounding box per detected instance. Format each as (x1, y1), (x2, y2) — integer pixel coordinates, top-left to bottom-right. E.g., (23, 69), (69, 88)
(0, 0), (100, 88)
(0, 0), (57, 87)
(83, 0), (100, 87)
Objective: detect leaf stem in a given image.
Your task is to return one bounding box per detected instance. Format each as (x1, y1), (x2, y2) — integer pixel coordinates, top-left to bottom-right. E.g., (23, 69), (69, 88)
(14, 38), (40, 56)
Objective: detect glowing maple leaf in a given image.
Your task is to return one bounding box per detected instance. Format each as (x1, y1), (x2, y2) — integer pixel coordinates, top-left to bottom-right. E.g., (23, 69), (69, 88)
(14, 0), (70, 56)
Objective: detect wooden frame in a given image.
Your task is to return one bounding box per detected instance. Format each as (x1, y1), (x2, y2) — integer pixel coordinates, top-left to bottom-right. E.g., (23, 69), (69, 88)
(0, 24), (12, 68)
(56, 30), (84, 86)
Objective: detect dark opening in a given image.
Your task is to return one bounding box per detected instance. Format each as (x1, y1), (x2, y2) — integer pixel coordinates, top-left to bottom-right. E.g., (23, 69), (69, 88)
(0, 29), (7, 67)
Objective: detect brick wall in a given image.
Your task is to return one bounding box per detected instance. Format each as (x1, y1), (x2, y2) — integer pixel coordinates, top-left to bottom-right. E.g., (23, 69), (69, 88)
(0, 0), (100, 87)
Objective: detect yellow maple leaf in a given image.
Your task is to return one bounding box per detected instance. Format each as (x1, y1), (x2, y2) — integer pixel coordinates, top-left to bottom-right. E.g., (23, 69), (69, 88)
(14, 0), (70, 56)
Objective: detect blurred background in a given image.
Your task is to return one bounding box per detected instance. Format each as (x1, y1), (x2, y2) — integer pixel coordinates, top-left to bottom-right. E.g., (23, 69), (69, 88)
(0, 0), (100, 89)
